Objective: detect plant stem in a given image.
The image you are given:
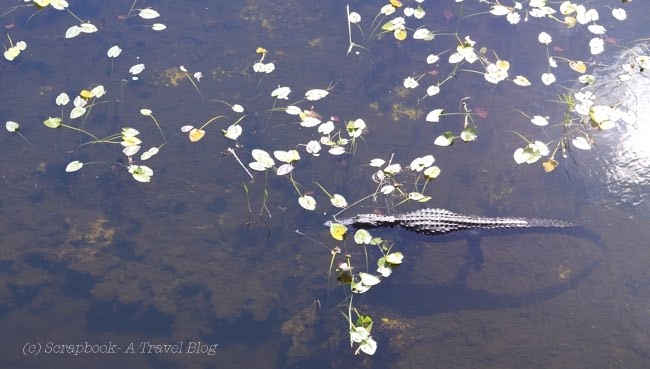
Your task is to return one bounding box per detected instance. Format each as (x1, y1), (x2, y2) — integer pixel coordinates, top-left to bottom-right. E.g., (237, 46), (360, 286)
(198, 115), (226, 130)
(147, 114), (166, 143)
(228, 147), (253, 179)
(61, 124), (99, 141)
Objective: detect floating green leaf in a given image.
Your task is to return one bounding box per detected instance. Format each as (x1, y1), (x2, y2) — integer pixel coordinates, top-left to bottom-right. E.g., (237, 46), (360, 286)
(128, 165), (153, 182)
(65, 160), (83, 173)
(385, 252), (404, 264)
(43, 117), (62, 128)
(5, 121), (19, 132)
(354, 229), (372, 244)
(139, 8), (160, 19)
(298, 195), (316, 210)
(358, 272), (381, 286)
(330, 194), (348, 208)
(460, 127), (478, 142)
(434, 131), (455, 146)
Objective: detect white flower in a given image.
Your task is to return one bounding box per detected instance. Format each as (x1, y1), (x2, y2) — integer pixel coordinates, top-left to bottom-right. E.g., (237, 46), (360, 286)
(426, 85), (440, 96)
(484, 60), (509, 84)
(348, 12), (361, 24)
(506, 12), (521, 24)
(538, 32), (552, 44)
(589, 38), (604, 55)
(403, 77), (419, 89)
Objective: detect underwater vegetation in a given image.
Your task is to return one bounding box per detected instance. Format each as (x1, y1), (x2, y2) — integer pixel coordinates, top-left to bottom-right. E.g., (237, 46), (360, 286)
(1, 0), (646, 358)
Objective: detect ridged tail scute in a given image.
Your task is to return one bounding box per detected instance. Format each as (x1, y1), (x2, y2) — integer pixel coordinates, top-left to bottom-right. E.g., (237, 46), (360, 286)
(325, 208), (574, 235)
(524, 218), (574, 228)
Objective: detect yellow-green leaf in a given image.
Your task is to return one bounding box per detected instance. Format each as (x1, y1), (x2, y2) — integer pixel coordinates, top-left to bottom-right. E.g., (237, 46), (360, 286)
(189, 128), (205, 142)
(543, 159), (558, 172)
(80, 89), (94, 99)
(329, 223), (347, 241)
(394, 29), (407, 41)
(569, 61), (587, 73)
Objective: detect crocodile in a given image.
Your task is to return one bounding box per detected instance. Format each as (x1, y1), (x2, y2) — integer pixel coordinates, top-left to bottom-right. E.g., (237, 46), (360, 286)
(324, 208), (574, 235)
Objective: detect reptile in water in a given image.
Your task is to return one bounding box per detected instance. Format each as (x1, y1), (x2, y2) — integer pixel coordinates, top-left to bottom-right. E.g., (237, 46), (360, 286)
(324, 208), (574, 235)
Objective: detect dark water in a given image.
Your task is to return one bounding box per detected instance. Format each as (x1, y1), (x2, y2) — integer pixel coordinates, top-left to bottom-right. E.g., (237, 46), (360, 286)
(1, 1), (649, 368)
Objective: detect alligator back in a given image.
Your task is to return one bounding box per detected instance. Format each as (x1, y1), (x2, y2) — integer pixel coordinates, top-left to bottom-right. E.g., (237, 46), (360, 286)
(327, 208), (574, 235)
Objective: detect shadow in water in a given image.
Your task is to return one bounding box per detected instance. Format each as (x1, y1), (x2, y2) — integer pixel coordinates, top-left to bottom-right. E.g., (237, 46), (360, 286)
(86, 301), (174, 336)
(370, 259), (601, 316)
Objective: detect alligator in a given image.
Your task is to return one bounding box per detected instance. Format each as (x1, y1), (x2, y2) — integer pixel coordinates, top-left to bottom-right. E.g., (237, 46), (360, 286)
(324, 208), (574, 235)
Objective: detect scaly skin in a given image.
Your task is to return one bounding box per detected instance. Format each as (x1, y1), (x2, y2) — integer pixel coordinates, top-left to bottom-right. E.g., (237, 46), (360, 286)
(325, 208), (574, 235)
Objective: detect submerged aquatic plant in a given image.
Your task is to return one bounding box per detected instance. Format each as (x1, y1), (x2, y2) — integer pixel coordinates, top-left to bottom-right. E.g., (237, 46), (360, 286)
(2, 0), (646, 358)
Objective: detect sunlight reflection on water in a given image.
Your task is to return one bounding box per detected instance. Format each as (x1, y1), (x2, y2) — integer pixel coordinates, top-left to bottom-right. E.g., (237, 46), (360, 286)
(590, 44), (650, 209)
